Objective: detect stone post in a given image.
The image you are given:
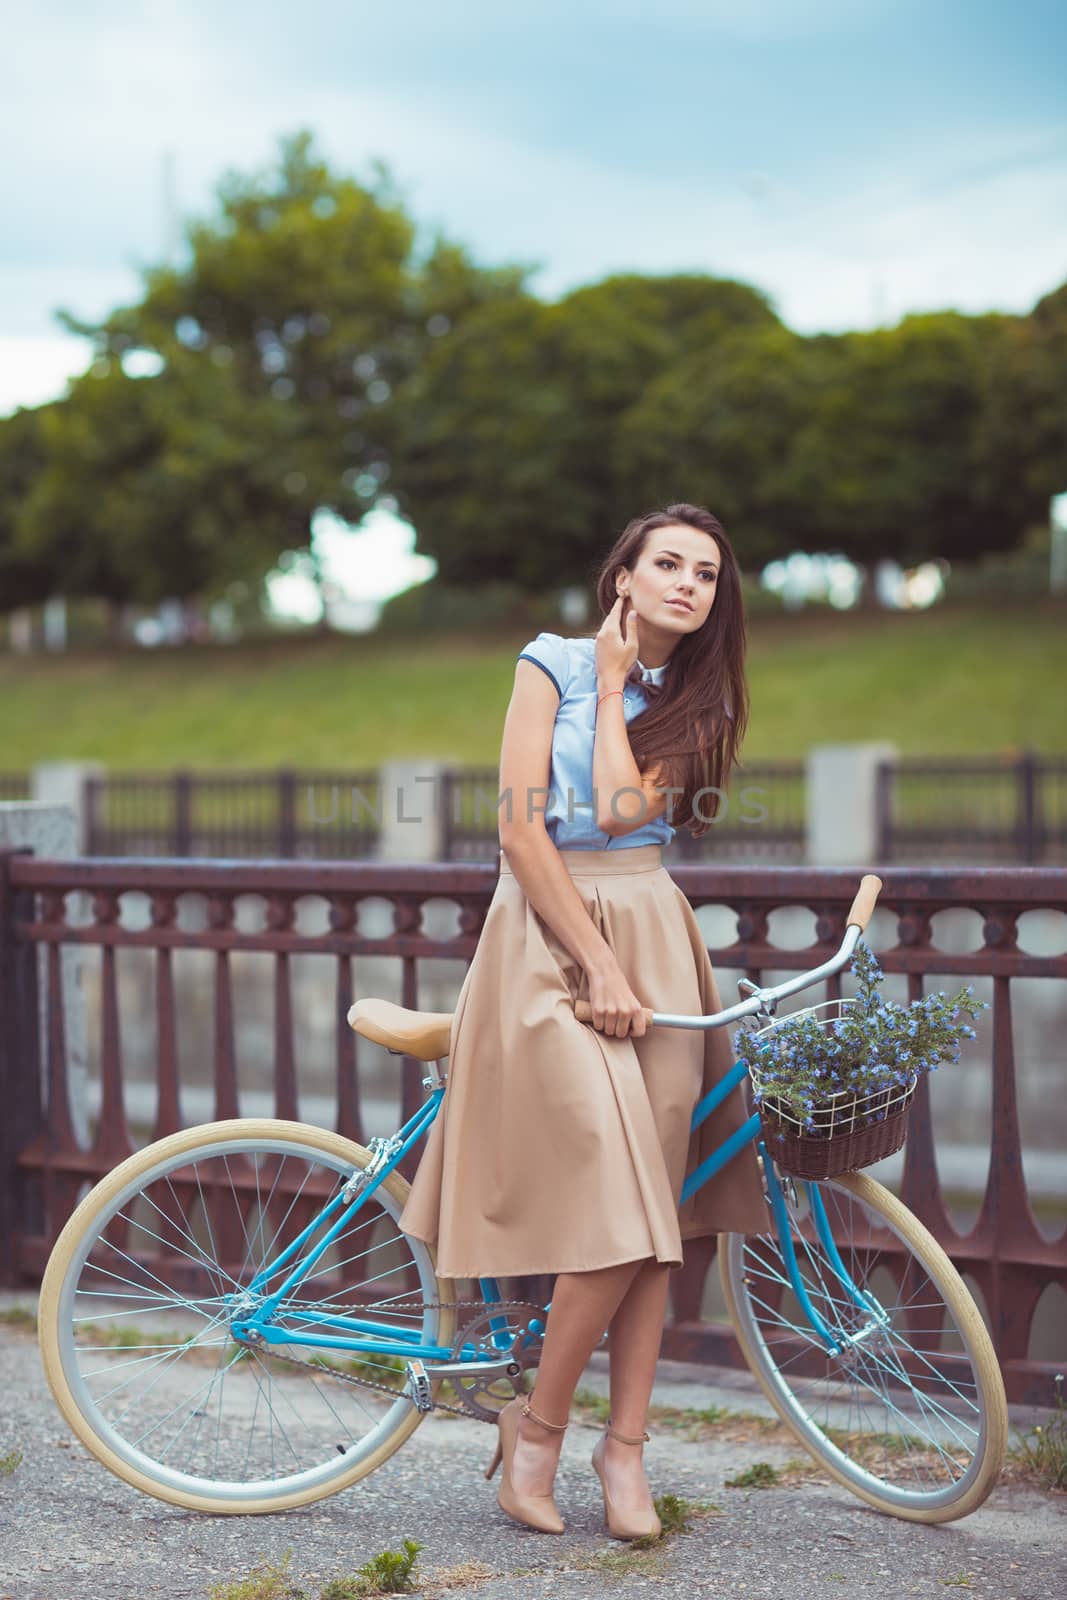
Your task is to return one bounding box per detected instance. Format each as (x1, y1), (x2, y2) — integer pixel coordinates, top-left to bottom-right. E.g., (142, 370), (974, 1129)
(377, 760), (447, 864)
(806, 743), (898, 866)
(32, 761), (104, 856)
(373, 759), (460, 1039)
(0, 803), (90, 1144)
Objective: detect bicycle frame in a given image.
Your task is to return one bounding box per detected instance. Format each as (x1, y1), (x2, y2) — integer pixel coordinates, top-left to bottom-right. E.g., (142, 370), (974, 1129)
(231, 1066), (866, 1366)
(233, 884), (886, 1370)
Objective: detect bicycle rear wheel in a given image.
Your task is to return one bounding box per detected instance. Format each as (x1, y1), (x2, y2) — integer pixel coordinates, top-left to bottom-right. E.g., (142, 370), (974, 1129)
(720, 1169), (1007, 1523)
(38, 1120), (455, 1514)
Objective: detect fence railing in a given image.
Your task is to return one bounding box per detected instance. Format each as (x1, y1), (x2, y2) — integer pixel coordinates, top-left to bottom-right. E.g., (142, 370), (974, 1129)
(6, 755), (1064, 862)
(877, 753), (1067, 865)
(84, 769), (382, 858)
(441, 763), (806, 862)
(1, 847), (1062, 1405)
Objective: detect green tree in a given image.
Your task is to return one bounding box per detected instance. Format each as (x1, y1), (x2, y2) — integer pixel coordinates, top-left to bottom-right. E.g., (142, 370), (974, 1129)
(614, 322), (815, 565)
(0, 406), (59, 611)
(15, 360), (309, 609)
(389, 293), (590, 588)
(616, 310), (1039, 568)
(35, 130), (526, 603)
(786, 312), (1022, 565)
(980, 283), (1067, 519)
(391, 274), (781, 588)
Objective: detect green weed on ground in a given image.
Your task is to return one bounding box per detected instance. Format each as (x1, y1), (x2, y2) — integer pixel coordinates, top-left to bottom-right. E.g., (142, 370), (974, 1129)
(572, 1388), (768, 1438)
(0, 1305), (36, 1334)
(208, 1551), (306, 1600)
(725, 1460), (782, 1489)
(210, 1543), (423, 1600)
(631, 1491), (722, 1550)
(1008, 1374), (1067, 1490)
(573, 1492), (721, 1577)
(0, 1448), (24, 1477)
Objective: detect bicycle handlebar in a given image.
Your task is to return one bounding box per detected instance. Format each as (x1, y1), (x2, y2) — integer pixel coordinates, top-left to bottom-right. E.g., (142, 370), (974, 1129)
(845, 873), (882, 932)
(572, 873), (883, 1034)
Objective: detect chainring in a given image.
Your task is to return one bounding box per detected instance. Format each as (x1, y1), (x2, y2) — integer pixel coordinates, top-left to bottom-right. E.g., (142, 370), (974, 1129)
(446, 1302), (546, 1421)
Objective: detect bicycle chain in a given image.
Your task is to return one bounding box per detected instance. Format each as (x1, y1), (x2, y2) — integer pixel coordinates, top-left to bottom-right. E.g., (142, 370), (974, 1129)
(253, 1298), (541, 1422)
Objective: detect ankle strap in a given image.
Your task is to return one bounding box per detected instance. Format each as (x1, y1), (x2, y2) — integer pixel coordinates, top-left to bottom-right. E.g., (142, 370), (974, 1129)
(520, 1398), (569, 1433)
(605, 1421), (650, 1445)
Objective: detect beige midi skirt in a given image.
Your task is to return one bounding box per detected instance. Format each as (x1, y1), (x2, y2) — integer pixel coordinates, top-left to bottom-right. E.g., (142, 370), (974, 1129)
(398, 843), (768, 1277)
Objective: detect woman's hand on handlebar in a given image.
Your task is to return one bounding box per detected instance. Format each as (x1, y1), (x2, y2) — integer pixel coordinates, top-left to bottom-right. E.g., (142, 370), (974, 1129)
(584, 959), (649, 1039)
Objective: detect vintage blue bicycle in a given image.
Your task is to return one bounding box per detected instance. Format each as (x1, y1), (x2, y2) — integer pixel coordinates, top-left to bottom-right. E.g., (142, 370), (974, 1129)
(38, 875), (1007, 1523)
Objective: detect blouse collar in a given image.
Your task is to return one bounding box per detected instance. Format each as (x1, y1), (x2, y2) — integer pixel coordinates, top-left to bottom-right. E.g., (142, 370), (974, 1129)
(635, 657), (669, 686)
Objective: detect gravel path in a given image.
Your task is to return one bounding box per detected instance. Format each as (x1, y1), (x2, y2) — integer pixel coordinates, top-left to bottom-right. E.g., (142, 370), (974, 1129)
(0, 1315), (1063, 1600)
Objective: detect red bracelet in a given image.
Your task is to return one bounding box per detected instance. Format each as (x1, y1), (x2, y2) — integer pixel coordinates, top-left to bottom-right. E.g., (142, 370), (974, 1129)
(597, 690), (624, 708)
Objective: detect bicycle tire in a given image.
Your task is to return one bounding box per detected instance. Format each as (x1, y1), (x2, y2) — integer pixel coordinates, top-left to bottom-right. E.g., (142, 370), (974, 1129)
(38, 1119), (455, 1514)
(720, 1169), (1007, 1523)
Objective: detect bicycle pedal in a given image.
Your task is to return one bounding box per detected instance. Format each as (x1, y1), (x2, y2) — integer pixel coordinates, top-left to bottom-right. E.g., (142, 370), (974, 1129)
(405, 1358), (434, 1413)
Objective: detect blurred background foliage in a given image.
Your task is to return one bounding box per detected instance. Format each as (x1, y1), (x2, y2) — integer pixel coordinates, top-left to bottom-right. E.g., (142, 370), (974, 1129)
(1, 129), (1065, 619)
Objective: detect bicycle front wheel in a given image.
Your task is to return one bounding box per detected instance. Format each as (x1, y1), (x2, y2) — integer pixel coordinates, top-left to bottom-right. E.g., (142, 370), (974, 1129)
(720, 1169), (1007, 1523)
(38, 1120), (455, 1514)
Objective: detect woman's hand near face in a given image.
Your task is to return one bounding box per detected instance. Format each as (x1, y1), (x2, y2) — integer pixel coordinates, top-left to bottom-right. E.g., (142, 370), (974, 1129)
(595, 595), (639, 691)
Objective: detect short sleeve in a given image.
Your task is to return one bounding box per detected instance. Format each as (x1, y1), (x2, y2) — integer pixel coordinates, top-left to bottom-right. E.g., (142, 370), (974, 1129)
(516, 631), (570, 701)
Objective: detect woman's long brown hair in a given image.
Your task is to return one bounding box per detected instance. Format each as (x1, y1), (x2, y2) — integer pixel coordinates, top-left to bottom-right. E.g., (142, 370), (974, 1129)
(590, 503), (748, 837)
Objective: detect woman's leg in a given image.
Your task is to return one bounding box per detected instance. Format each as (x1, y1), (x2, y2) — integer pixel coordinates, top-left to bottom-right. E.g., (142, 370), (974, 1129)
(508, 1258), (644, 1496)
(600, 1257), (671, 1518)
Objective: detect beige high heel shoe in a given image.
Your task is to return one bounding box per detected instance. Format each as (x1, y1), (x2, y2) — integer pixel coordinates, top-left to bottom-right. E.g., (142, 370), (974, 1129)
(591, 1422), (662, 1541)
(485, 1394), (567, 1534)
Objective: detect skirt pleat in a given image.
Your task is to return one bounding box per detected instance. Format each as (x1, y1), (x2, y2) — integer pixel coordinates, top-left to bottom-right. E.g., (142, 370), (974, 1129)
(399, 844), (767, 1277)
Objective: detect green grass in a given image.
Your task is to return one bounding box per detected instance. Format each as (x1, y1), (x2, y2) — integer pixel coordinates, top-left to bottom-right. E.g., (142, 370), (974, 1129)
(209, 1553), (306, 1600)
(0, 1306), (37, 1334)
(630, 1491), (721, 1550)
(573, 1389), (770, 1439)
(725, 1460), (782, 1488)
(2, 600), (1064, 769)
(209, 1542), (423, 1600)
(1008, 1373), (1067, 1490)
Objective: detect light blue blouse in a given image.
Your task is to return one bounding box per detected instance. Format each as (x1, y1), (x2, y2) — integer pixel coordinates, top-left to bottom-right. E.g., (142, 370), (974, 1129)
(515, 631), (676, 850)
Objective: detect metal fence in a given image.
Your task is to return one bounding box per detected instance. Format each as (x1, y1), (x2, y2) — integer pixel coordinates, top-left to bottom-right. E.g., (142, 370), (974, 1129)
(441, 764), (806, 863)
(3, 755), (1067, 862)
(1, 846), (1063, 1405)
(84, 769), (382, 858)
(877, 753), (1067, 865)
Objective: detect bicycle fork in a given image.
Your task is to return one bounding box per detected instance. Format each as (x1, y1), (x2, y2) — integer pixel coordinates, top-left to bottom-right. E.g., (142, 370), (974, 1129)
(760, 1141), (891, 1358)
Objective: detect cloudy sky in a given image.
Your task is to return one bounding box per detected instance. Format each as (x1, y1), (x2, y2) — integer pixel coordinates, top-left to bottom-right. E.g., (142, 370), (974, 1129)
(4, 0), (1065, 418)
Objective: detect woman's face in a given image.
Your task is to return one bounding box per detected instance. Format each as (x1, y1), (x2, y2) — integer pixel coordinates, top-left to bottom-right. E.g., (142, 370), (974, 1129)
(616, 523), (721, 639)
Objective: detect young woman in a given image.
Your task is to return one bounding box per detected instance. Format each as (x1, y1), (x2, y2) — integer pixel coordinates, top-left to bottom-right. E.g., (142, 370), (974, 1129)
(400, 502), (767, 1539)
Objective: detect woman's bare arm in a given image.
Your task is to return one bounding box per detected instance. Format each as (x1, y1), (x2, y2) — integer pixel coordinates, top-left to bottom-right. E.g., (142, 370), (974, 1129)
(592, 688), (672, 836)
(497, 661), (617, 976)
(590, 596), (676, 836)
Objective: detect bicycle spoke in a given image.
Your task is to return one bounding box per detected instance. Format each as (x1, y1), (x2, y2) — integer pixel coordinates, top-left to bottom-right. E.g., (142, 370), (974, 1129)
(46, 1128), (453, 1507)
(726, 1173), (1001, 1509)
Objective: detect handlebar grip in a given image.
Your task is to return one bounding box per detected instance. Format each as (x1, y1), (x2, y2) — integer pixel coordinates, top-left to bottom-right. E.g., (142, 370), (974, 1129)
(574, 1000), (656, 1027)
(846, 874), (883, 931)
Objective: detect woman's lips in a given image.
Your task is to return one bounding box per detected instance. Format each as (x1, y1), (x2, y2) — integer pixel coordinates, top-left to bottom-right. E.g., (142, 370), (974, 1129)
(665, 599), (694, 612)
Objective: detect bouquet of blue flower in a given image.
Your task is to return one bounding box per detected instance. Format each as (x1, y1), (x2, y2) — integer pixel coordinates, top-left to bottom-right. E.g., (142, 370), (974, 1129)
(733, 941), (988, 1179)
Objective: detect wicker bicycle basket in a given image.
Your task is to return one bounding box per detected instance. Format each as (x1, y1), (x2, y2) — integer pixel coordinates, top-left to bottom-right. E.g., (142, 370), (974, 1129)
(746, 999), (917, 1181)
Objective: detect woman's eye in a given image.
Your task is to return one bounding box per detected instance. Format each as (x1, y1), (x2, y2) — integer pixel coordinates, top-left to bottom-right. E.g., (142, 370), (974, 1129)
(657, 558), (716, 581)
